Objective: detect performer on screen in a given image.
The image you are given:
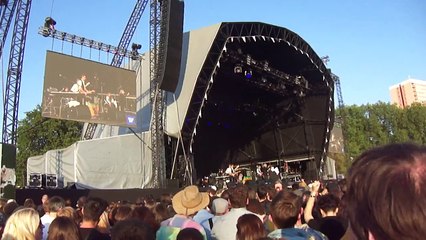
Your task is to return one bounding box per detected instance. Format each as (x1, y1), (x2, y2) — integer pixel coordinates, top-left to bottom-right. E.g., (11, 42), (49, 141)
(71, 75), (95, 94)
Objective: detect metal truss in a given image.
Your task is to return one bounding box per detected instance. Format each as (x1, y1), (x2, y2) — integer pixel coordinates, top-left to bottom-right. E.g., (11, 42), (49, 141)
(149, 0), (166, 188)
(2, 0), (32, 144)
(0, 0), (18, 57)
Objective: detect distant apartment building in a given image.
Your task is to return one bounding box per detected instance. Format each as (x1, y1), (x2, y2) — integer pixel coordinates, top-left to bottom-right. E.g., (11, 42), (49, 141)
(390, 78), (426, 108)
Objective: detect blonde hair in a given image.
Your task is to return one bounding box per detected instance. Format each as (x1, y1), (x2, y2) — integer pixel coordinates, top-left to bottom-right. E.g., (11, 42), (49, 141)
(2, 208), (40, 240)
(57, 206), (79, 224)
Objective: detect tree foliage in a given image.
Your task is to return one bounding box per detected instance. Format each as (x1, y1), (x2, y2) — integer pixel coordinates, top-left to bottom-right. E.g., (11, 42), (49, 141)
(334, 102), (426, 174)
(15, 105), (82, 186)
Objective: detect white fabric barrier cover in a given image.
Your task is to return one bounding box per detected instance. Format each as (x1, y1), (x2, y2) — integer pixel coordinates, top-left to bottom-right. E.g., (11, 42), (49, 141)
(27, 133), (153, 189)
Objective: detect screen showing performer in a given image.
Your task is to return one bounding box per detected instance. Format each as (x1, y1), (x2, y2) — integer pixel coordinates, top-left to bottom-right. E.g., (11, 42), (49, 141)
(42, 51), (137, 127)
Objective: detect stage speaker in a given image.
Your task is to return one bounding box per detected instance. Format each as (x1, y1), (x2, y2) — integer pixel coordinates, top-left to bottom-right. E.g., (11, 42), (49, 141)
(158, 0), (184, 92)
(29, 173), (42, 188)
(45, 174), (58, 188)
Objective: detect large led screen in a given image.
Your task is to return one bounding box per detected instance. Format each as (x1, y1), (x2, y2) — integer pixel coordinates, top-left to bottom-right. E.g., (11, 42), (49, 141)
(42, 51), (137, 127)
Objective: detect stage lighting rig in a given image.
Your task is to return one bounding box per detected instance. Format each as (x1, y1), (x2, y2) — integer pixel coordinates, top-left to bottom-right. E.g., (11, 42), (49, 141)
(131, 43), (142, 60)
(234, 64), (243, 73)
(42, 17), (56, 37)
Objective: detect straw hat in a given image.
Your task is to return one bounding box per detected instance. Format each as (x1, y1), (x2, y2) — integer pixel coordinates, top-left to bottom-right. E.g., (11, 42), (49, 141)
(172, 185), (209, 216)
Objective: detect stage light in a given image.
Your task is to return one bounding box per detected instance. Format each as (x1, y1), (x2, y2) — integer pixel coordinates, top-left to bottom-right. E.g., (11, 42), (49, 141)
(44, 17), (56, 29)
(42, 17), (56, 37)
(234, 64), (243, 74)
(131, 43), (142, 60)
(244, 70), (252, 79)
(131, 43), (142, 50)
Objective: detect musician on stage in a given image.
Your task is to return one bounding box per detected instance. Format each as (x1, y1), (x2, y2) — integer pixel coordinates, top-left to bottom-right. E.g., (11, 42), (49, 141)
(225, 163), (240, 182)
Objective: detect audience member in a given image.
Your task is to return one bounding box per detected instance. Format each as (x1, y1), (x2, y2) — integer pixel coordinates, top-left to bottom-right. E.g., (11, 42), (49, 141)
(41, 196), (65, 240)
(24, 198), (37, 210)
(75, 196), (87, 224)
(47, 216), (82, 240)
(113, 205), (132, 222)
(344, 143), (426, 240)
(304, 181), (347, 240)
(57, 206), (79, 224)
(97, 211), (111, 235)
(256, 185), (270, 215)
(79, 197), (110, 240)
(37, 194), (49, 217)
(211, 197), (229, 219)
(212, 184), (258, 240)
(3, 201), (19, 219)
(2, 208), (42, 240)
(157, 185), (209, 240)
(177, 228), (204, 240)
(236, 214), (267, 240)
(131, 206), (160, 233)
(246, 199), (266, 220)
(153, 203), (172, 224)
(268, 190), (327, 240)
(111, 219), (155, 240)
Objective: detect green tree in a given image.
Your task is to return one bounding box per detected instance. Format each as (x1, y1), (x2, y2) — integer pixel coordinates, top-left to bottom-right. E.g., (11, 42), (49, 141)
(16, 105), (82, 186)
(337, 103), (426, 174)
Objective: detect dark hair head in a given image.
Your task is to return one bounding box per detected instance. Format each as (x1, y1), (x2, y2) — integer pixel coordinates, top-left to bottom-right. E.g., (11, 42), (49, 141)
(257, 185), (268, 200)
(346, 143), (426, 240)
(82, 197), (108, 222)
(220, 190), (229, 201)
(246, 199), (265, 216)
(270, 190), (301, 229)
(111, 219), (154, 240)
(236, 214), (266, 240)
(131, 206), (160, 232)
(317, 194), (340, 213)
(176, 228), (204, 240)
(114, 205), (132, 222)
(228, 185), (248, 208)
(47, 216), (81, 240)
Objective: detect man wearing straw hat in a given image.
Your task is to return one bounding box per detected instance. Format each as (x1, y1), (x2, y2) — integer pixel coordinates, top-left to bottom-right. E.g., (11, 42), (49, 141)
(157, 185), (209, 240)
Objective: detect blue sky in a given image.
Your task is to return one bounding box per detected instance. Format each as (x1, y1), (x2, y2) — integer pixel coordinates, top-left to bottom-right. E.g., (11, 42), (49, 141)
(2, 0), (426, 121)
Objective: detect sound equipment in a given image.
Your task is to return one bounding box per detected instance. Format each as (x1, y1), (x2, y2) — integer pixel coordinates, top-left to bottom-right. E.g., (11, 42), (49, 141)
(29, 173), (42, 188)
(158, 0), (184, 92)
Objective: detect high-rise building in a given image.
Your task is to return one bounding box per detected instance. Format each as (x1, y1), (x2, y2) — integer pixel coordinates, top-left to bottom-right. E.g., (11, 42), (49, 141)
(389, 78), (426, 108)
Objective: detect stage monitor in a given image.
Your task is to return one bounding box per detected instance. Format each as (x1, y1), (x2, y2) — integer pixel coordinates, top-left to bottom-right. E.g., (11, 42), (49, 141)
(42, 51), (137, 127)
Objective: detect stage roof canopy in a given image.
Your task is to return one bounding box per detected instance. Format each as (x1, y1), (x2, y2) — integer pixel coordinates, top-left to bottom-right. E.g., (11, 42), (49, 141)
(165, 22), (335, 178)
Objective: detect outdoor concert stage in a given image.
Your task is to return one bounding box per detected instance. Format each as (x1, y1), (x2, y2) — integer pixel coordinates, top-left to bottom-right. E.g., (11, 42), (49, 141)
(171, 22), (335, 180)
(29, 22), (334, 190)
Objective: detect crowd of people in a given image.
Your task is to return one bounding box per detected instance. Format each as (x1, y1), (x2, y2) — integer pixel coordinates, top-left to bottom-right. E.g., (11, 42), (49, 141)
(0, 142), (424, 240)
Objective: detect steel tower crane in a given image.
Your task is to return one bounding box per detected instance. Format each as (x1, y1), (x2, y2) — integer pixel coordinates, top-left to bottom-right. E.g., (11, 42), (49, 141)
(2, 0), (32, 144)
